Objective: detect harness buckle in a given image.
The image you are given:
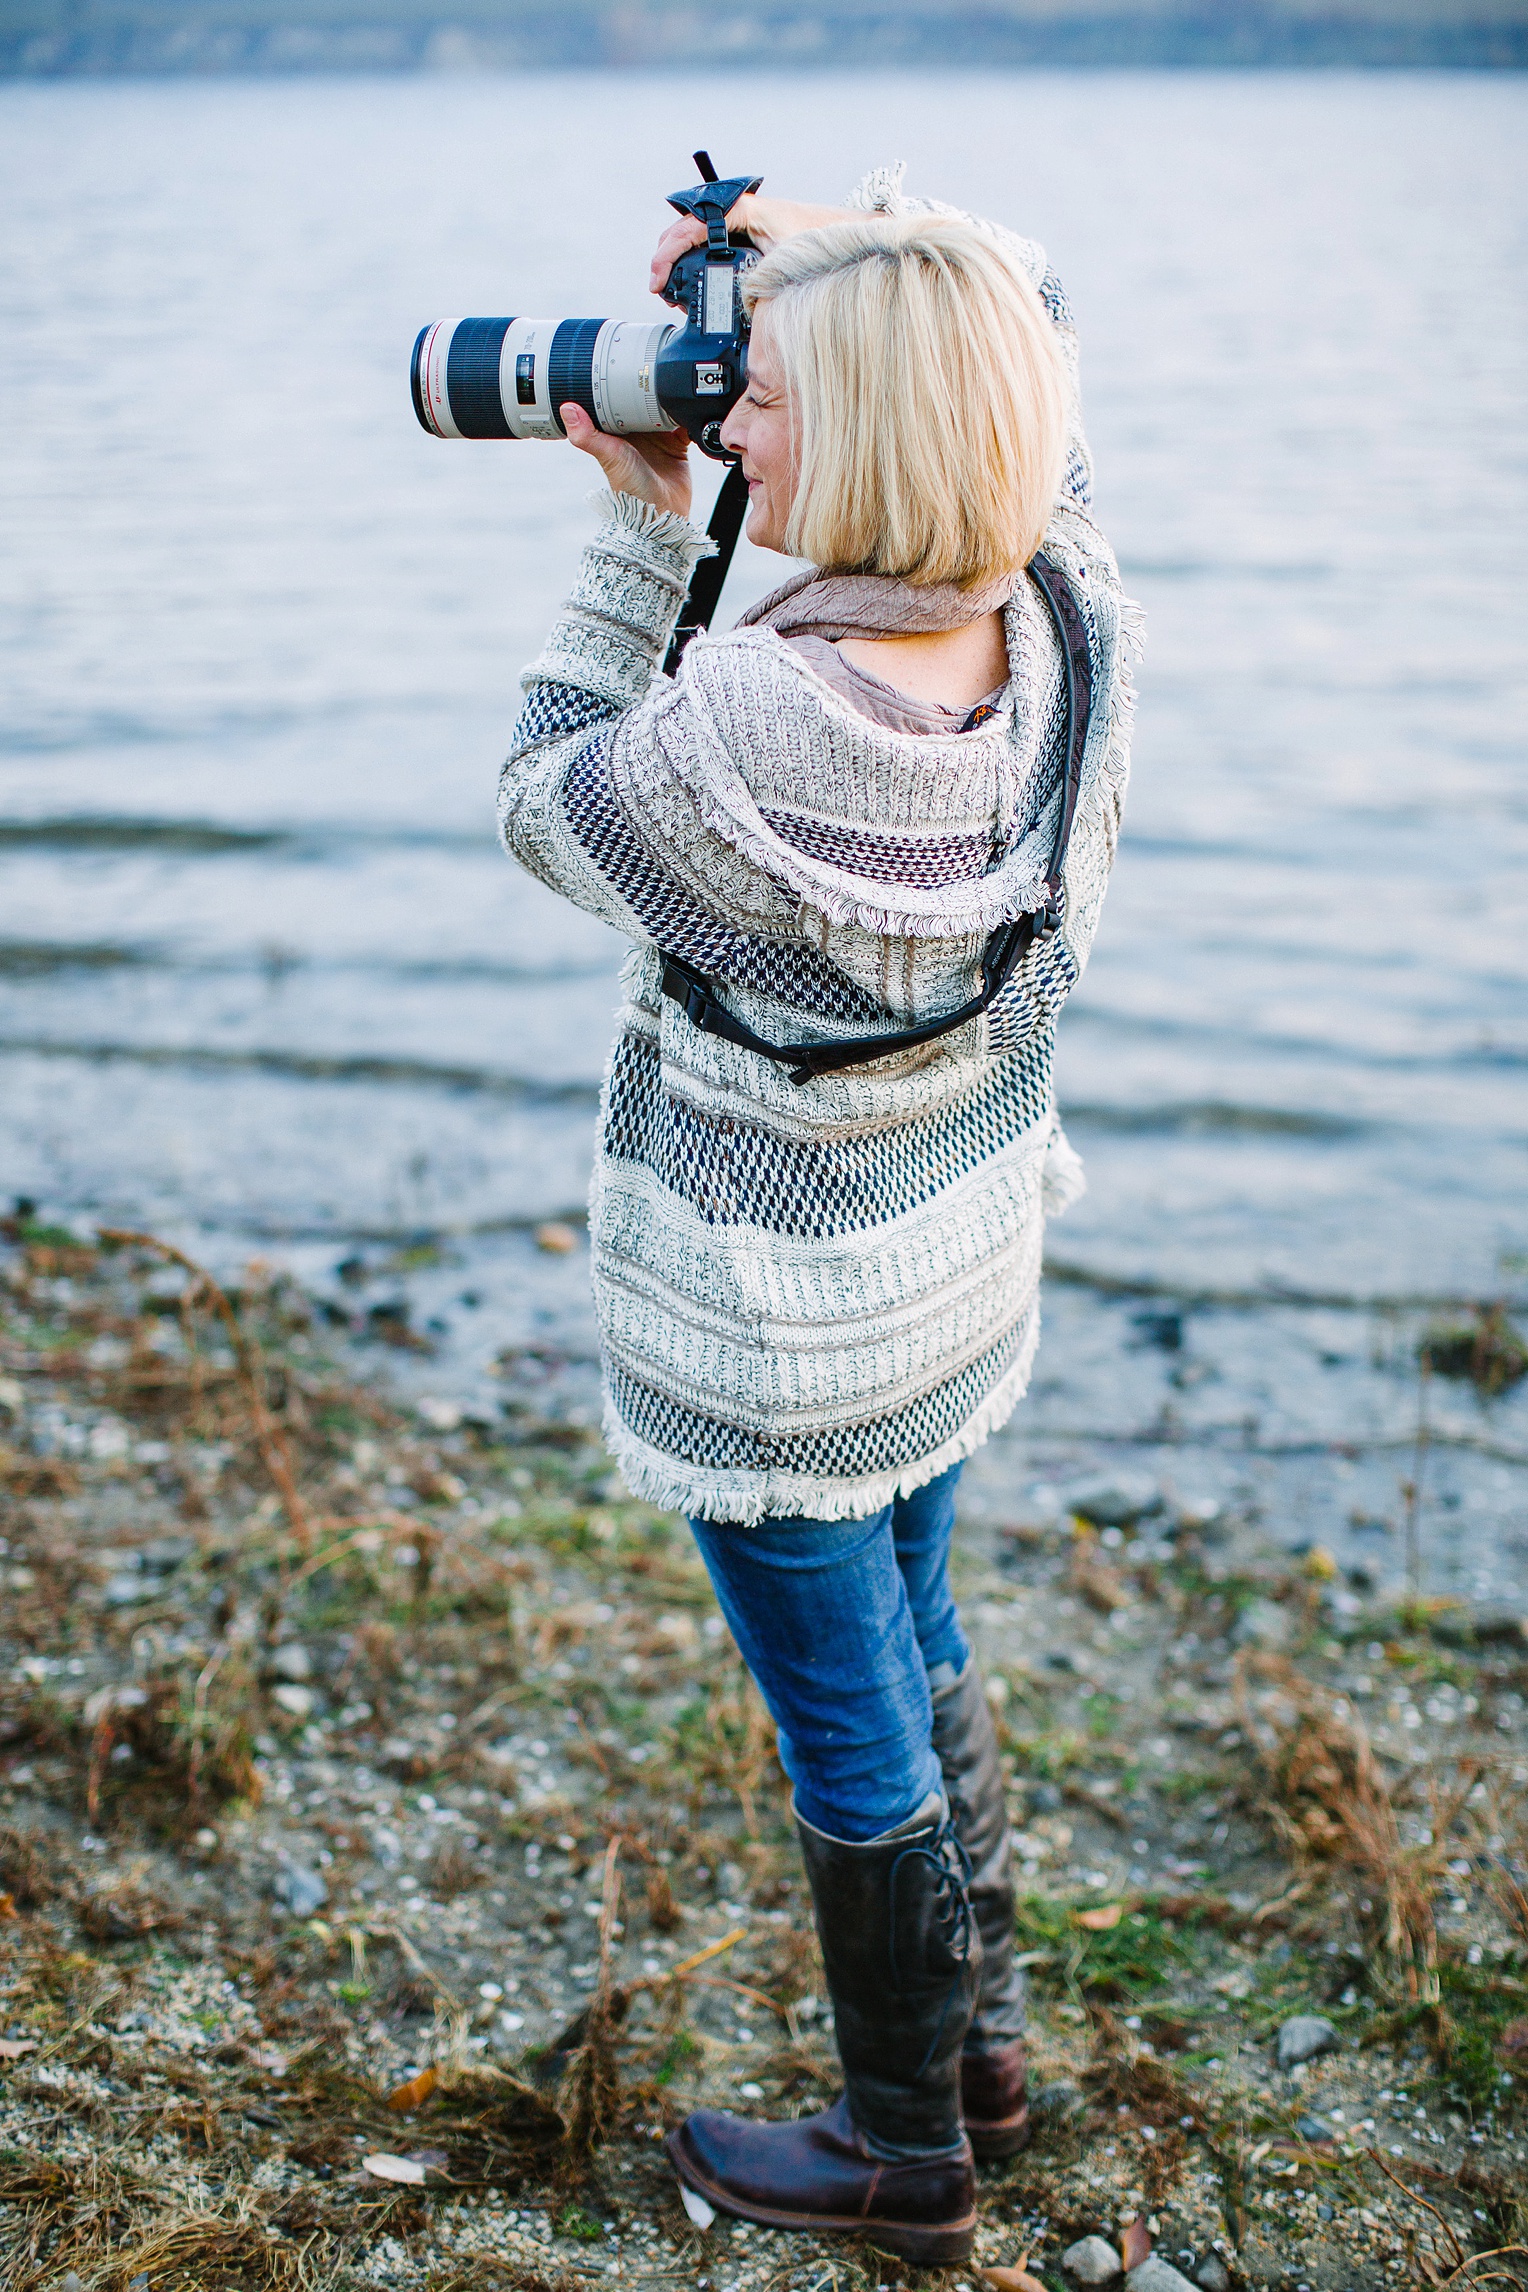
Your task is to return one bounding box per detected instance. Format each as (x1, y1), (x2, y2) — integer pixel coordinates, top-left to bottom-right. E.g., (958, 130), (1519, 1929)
(661, 960), (712, 1029)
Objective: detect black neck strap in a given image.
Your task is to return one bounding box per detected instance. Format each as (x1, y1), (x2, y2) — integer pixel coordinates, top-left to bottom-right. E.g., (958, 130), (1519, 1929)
(659, 549), (1092, 1086)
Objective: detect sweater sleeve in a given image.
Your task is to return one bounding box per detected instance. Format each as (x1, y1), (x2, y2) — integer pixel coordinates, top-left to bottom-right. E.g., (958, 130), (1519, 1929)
(846, 167), (1095, 514)
(496, 489), (715, 928)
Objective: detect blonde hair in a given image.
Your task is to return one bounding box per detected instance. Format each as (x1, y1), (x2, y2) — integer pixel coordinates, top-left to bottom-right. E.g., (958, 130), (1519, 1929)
(741, 214), (1068, 590)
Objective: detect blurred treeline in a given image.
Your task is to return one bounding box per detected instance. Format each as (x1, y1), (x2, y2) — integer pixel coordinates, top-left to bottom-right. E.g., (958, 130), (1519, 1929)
(3, 0), (1525, 74)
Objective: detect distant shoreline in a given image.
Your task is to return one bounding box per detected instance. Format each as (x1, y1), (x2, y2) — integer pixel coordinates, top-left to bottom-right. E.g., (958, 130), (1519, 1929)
(4, 7), (1526, 79)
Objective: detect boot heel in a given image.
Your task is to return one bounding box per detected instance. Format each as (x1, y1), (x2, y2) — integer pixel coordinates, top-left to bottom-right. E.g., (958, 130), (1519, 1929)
(864, 2217), (975, 2264)
(967, 2113), (1031, 2163)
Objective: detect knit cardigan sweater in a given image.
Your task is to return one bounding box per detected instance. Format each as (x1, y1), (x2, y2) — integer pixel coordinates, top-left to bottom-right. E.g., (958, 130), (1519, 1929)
(499, 186), (1138, 1524)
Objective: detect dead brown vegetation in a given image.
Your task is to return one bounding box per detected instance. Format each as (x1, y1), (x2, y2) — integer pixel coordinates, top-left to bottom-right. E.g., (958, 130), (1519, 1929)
(4, 1224), (1528, 2288)
(1235, 1651), (1481, 2000)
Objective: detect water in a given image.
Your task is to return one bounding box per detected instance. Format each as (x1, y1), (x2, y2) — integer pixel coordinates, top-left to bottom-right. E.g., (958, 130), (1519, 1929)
(3, 71), (1525, 1585)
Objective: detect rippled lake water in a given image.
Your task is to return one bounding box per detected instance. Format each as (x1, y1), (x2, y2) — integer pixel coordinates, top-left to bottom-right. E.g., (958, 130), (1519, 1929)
(3, 70), (1525, 1584)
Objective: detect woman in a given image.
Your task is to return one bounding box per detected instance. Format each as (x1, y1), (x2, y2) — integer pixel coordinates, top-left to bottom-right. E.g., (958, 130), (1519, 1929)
(500, 171), (1137, 2263)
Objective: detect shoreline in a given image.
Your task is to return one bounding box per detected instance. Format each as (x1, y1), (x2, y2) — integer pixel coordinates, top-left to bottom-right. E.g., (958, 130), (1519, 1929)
(0, 1217), (1524, 2286)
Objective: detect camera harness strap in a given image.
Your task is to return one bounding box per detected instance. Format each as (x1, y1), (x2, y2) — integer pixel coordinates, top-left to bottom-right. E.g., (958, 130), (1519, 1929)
(657, 548), (1093, 1086)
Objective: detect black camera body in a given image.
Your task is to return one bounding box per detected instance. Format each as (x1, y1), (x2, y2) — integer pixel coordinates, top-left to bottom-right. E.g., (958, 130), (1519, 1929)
(411, 161), (760, 460)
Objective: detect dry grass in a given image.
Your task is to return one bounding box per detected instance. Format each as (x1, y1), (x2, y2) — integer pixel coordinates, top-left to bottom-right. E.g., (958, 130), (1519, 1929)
(426, 2258), (587, 2292)
(3, 1221), (1528, 2289)
(1477, 1784), (1528, 1959)
(1420, 1306), (1528, 1398)
(1236, 1650), (1478, 2000)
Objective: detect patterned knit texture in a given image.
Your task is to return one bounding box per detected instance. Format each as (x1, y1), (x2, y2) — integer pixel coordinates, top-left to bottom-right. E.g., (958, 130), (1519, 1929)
(499, 191), (1140, 1524)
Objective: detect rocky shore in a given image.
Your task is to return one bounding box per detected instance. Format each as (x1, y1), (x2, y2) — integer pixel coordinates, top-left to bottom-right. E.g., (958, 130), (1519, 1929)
(0, 1212), (1525, 2290)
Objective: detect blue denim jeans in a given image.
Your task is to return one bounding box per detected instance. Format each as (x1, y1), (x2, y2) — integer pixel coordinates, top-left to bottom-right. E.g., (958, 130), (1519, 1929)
(687, 1463), (971, 1844)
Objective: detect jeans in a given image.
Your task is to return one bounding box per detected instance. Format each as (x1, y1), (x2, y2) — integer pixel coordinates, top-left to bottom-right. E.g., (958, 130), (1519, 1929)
(687, 1463), (970, 1844)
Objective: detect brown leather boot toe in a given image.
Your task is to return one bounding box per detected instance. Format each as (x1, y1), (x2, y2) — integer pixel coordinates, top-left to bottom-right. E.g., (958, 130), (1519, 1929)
(668, 2095), (976, 2263)
(961, 2040), (1031, 2161)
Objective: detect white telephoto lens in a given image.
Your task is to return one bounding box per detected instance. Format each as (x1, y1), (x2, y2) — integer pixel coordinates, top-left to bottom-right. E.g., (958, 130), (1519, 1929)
(413, 314), (682, 441)
(415, 319), (461, 439)
(590, 320), (679, 435)
(497, 318), (564, 440)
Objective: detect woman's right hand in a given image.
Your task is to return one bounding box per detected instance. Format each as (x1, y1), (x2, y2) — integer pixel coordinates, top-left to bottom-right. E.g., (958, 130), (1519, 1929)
(559, 402), (693, 521)
(648, 194), (858, 296)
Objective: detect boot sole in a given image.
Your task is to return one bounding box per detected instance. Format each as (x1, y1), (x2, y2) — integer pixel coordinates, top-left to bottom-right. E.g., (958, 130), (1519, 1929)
(667, 2134), (976, 2264)
(967, 2107), (1031, 2164)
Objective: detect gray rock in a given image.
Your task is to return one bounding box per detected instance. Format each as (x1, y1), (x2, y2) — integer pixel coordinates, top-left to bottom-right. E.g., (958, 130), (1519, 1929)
(1056, 1473), (1163, 1528)
(104, 1575), (156, 1607)
(1192, 2258), (1231, 2292)
(1295, 2111), (1333, 2140)
(140, 1537), (193, 1570)
(1062, 2237), (1122, 2285)
(1031, 2076), (1086, 2122)
(1470, 1604), (1528, 1646)
(273, 1860), (327, 1918)
(1428, 1602), (1527, 1650)
(1231, 1596), (1291, 1651)
(1125, 2263), (1198, 2292)
(1277, 2013), (1338, 2068)
(270, 1643), (312, 1681)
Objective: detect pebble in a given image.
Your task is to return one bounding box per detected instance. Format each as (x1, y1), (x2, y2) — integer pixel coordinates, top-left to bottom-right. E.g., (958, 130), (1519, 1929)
(1054, 1473), (1162, 1527)
(1277, 2014), (1338, 2069)
(1125, 2263), (1198, 2292)
(417, 1397), (464, 1431)
(1031, 2076), (1086, 2122)
(533, 1222), (579, 1255)
(271, 1683), (315, 1719)
(273, 1859), (327, 1917)
(270, 1644), (312, 1681)
(1062, 2235), (1123, 2284)
(1295, 2112), (1333, 2140)
(1192, 2258), (1231, 2292)
(1467, 1604), (1527, 1646)
(104, 1574), (155, 1607)
(1232, 1597), (1292, 1652)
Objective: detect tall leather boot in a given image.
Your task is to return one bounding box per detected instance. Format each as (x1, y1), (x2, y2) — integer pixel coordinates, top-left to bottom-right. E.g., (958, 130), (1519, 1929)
(667, 1797), (979, 2263)
(931, 1659), (1031, 2159)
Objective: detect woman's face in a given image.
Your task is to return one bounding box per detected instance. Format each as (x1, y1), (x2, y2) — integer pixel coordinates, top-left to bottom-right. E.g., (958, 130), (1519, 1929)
(718, 304), (797, 554)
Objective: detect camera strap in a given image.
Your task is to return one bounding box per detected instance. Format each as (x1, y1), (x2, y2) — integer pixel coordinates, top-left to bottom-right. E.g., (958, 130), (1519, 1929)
(664, 462), (751, 677)
(658, 549), (1093, 1086)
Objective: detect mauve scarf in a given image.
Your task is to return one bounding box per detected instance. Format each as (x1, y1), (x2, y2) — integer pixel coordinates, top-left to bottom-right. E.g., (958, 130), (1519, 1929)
(735, 564), (1015, 642)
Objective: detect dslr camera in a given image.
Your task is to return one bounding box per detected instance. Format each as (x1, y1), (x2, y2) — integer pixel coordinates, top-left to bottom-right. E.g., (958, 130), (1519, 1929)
(411, 155), (761, 459)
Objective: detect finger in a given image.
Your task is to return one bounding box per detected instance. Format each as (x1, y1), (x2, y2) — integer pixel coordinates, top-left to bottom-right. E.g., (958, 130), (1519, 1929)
(562, 405), (662, 501)
(560, 405), (622, 474)
(650, 216), (705, 291)
(560, 404), (608, 456)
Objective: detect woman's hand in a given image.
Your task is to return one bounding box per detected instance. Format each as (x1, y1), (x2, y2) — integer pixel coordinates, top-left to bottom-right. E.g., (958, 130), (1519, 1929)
(559, 402), (693, 521)
(648, 194), (859, 296)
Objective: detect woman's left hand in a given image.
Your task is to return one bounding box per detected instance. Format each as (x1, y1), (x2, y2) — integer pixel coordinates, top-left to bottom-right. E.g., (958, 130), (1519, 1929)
(559, 402), (693, 521)
(649, 193), (858, 296)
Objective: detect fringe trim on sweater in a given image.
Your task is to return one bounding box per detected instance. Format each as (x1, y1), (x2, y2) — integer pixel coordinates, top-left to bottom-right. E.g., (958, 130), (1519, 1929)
(603, 1297), (1042, 1525)
(590, 485), (718, 569)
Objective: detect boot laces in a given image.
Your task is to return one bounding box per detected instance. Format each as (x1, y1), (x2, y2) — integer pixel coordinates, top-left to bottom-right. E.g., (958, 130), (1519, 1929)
(887, 1811), (975, 2082)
